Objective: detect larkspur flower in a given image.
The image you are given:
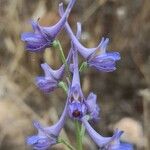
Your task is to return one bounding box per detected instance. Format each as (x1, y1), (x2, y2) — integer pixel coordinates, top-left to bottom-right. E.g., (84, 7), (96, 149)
(67, 48), (100, 120)
(61, 21), (87, 119)
(27, 100), (68, 150)
(59, 4), (121, 72)
(35, 21), (81, 93)
(36, 63), (65, 93)
(67, 47), (87, 119)
(87, 38), (121, 72)
(81, 117), (133, 150)
(67, 22), (100, 120)
(21, 0), (76, 52)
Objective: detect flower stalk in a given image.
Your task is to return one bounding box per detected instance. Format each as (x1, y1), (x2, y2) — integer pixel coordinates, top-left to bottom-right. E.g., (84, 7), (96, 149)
(21, 0), (133, 150)
(58, 138), (76, 150)
(53, 40), (71, 79)
(75, 120), (83, 150)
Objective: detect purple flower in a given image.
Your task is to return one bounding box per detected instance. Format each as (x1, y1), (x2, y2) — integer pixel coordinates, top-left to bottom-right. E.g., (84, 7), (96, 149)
(36, 63), (64, 93)
(27, 100), (68, 150)
(21, 0), (76, 52)
(64, 21), (87, 119)
(85, 92), (100, 121)
(81, 117), (133, 150)
(59, 4), (120, 72)
(67, 48), (87, 119)
(67, 23), (101, 120)
(87, 38), (121, 72)
(69, 101), (87, 119)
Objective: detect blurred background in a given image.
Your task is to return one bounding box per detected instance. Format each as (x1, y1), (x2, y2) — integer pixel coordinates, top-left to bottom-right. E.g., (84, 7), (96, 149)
(0, 0), (149, 149)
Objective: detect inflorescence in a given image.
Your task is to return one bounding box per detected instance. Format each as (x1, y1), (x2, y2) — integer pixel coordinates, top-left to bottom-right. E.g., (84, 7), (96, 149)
(21, 0), (133, 150)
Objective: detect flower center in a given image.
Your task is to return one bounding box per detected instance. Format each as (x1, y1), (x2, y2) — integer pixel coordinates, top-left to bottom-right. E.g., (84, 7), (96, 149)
(72, 109), (81, 118)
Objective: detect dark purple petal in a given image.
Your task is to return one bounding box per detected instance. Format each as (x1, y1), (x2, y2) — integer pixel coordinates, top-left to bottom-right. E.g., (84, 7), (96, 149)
(68, 101), (87, 119)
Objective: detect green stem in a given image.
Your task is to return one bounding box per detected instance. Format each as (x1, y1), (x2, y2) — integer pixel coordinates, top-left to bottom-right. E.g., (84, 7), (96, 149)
(53, 40), (71, 79)
(58, 81), (68, 93)
(58, 138), (75, 150)
(75, 120), (82, 150)
(79, 61), (88, 72)
(80, 123), (85, 144)
(57, 40), (67, 65)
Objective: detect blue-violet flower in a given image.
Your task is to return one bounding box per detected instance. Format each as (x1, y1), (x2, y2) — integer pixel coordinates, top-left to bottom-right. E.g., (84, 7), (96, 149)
(36, 63), (64, 93)
(21, 0), (76, 52)
(67, 22), (100, 120)
(27, 100), (68, 150)
(82, 117), (133, 150)
(59, 4), (121, 72)
(67, 48), (87, 119)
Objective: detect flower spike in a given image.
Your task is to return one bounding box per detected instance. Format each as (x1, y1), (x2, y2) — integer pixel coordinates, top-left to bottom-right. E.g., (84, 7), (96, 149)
(21, 0), (76, 52)
(27, 100), (68, 150)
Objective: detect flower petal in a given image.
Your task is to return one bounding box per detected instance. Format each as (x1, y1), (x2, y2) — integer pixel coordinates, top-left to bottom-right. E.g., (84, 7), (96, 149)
(86, 93), (100, 120)
(35, 76), (57, 93)
(88, 52), (121, 72)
